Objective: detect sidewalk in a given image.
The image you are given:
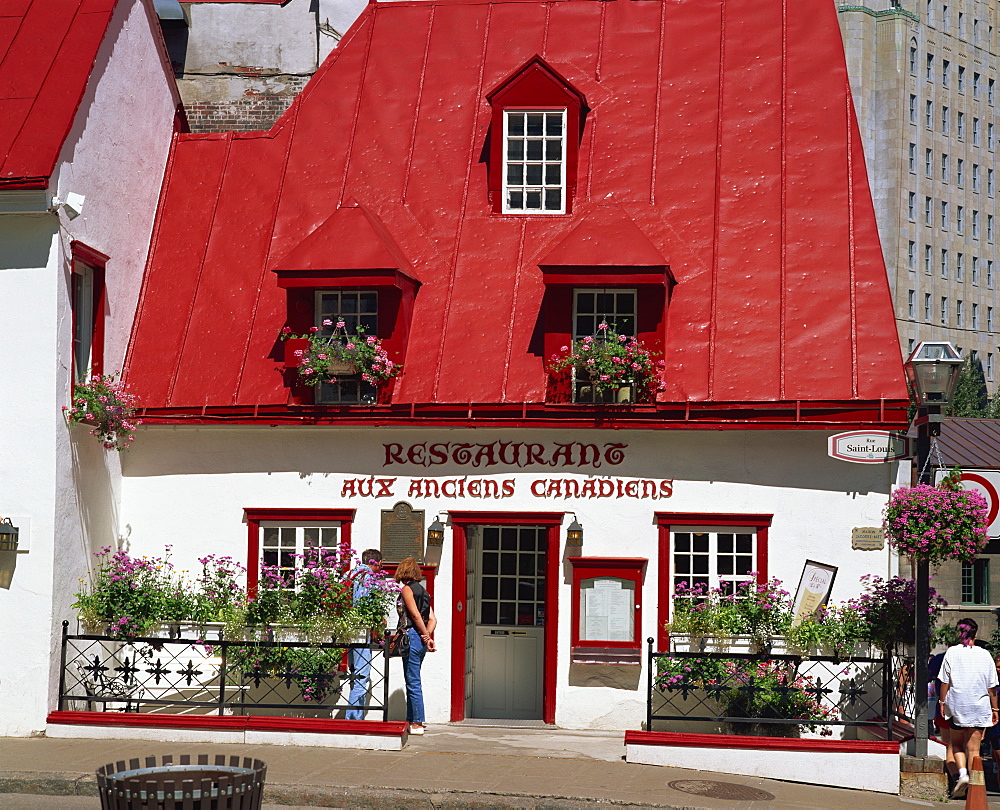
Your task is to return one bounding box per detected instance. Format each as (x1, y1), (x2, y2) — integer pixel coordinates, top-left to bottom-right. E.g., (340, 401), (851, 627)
(1, 723), (997, 808)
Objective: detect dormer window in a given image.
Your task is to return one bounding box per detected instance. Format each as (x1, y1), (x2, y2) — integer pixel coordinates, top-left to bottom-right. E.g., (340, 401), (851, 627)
(487, 57), (586, 215)
(504, 110), (566, 213)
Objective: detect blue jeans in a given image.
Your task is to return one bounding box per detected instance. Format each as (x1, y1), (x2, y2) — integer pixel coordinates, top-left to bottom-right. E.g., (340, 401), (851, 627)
(402, 627), (427, 724)
(345, 646), (372, 720)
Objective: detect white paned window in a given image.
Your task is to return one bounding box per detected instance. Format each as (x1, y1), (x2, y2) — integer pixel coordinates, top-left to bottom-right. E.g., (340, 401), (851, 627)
(908, 290), (916, 318)
(261, 521), (341, 588)
(909, 94), (917, 123)
(573, 288), (637, 339)
(957, 158), (964, 185)
(926, 102), (933, 128)
(925, 245), (933, 273)
(670, 527), (757, 598)
(908, 192), (916, 220)
(72, 263), (95, 385)
(909, 143), (916, 171)
(957, 253), (964, 279)
(503, 109), (566, 214)
(924, 293), (932, 321)
(908, 241), (916, 269)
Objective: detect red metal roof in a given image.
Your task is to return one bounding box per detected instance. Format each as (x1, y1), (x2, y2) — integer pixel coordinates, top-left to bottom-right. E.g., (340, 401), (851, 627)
(127, 0), (909, 425)
(0, 0), (121, 189)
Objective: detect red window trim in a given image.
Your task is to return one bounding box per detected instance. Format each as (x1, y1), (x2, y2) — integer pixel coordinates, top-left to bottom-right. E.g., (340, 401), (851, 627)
(70, 241), (107, 381)
(486, 57), (586, 216)
(654, 512), (772, 652)
(568, 557), (647, 651)
(244, 508), (356, 595)
(447, 511), (563, 725)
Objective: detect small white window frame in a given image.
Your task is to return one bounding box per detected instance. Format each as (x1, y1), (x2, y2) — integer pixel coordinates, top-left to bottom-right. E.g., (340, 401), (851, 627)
(502, 108), (567, 215)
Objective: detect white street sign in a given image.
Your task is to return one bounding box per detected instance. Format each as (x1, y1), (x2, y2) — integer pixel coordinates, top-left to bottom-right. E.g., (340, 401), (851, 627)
(828, 431), (910, 464)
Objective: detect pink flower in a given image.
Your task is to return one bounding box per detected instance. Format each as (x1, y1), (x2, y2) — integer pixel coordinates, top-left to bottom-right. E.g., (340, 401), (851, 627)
(336, 320), (346, 329)
(322, 319), (333, 326)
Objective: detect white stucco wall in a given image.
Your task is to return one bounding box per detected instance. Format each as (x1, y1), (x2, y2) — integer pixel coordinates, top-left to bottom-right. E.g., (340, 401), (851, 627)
(183, 0), (319, 75)
(115, 426), (899, 731)
(0, 0), (179, 737)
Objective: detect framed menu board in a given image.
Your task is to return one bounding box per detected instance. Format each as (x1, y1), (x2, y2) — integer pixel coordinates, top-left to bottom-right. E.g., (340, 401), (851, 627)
(569, 558), (647, 657)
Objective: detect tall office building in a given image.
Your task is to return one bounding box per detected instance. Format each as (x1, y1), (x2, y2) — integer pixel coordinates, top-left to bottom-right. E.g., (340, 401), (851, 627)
(838, 1), (1000, 389)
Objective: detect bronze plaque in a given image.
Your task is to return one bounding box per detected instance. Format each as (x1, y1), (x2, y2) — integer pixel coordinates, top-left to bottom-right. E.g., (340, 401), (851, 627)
(381, 501), (424, 563)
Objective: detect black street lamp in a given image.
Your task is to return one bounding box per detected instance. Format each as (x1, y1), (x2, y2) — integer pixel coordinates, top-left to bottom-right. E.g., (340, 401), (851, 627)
(904, 341), (962, 758)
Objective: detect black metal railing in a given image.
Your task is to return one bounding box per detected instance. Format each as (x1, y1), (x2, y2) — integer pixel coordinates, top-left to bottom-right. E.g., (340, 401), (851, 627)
(58, 621), (389, 719)
(645, 638), (914, 740)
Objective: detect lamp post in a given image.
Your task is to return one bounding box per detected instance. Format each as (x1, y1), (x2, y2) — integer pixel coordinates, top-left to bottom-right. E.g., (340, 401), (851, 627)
(904, 341), (963, 758)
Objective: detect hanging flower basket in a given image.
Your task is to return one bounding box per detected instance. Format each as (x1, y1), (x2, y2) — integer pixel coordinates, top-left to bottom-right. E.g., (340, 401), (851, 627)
(882, 476), (989, 565)
(280, 321), (402, 388)
(547, 322), (665, 404)
(64, 374), (141, 451)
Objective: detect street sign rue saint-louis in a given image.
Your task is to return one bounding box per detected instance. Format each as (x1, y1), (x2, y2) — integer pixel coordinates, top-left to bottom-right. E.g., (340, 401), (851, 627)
(827, 430), (910, 464)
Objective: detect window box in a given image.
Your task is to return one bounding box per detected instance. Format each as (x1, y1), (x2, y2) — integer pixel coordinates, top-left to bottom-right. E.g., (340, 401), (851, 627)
(574, 369), (635, 404)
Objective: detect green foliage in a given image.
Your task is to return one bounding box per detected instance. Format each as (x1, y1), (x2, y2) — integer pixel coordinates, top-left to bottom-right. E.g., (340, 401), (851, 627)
(950, 356), (990, 417)
(786, 604), (868, 656)
(665, 578), (792, 642)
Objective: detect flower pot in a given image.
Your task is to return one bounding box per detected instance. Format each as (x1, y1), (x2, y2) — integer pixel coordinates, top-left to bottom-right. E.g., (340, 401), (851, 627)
(573, 370), (636, 404)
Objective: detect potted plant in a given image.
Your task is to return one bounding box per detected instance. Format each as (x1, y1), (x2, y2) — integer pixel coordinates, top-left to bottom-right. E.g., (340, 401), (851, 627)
(882, 470), (990, 566)
(280, 320), (403, 390)
(547, 322), (665, 404)
(846, 574), (946, 656)
(64, 374), (141, 451)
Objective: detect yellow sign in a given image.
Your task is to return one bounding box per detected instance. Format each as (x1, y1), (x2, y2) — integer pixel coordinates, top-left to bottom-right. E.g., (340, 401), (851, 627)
(852, 527), (884, 550)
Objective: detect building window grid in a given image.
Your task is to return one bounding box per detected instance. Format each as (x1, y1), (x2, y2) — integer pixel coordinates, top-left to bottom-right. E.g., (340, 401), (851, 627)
(942, 296), (949, 325)
(671, 529), (756, 598)
(942, 59), (950, 86)
(989, 307), (995, 331)
(989, 78), (995, 104)
(958, 65), (965, 91)
(908, 240), (916, 269)
(941, 200), (949, 229)
(925, 245), (933, 273)
(957, 158), (964, 185)
(956, 205), (963, 232)
(573, 289), (638, 340)
(988, 168), (994, 196)
(974, 72), (981, 97)
(961, 559), (990, 605)
(974, 118), (980, 146)
(908, 192), (916, 220)
(314, 290), (379, 405)
(926, 149), (933, 176)
(973, 164), (980, 192)
(478, 526), (547, 627)
(989, 262), (995, 288)
(925, 196), (933, 225)
(973, 211), (980, 238)
(988, 353), (994, 381)
(973, 257), (980, 284)
(924, 293), (932, 321)
(908, 290), (916, 318)
(990, 215), (995, 242)
(927, 54), (934, 82)
(972, 303), (979, 329)
(957, 253), (964, 279)
(941, 106), (950, 133)
(910, 46), (917, 75)
(942, 248), (949, 277)
(261, 523), (341, 589)
(909, 94), (917, 124)
(926, 101), (934, 129)
(957, 299), (964, 327)
(958, 113), (965, 139)
(502, 109), (567, 214)
(942, 153), (950, 183)
(909, 143), (917, 172)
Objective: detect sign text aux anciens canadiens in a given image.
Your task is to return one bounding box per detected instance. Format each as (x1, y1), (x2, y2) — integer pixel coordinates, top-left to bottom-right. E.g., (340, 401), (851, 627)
(336, 441), (674, 501)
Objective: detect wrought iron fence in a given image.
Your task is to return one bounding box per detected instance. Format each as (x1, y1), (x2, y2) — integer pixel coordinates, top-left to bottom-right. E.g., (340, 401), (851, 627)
(58, 621), (389, 719)
(645, 638), (914, 740)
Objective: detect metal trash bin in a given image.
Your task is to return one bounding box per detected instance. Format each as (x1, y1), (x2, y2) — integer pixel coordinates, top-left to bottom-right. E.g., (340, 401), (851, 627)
(96, 753), (267, 809)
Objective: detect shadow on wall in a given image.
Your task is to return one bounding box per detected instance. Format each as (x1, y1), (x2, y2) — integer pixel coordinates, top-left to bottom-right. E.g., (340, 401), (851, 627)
(0, 218), (58, 270)
(122, 427), (897, 496)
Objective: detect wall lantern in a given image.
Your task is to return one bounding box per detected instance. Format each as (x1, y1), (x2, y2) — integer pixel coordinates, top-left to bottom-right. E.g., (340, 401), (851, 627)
(904, 341), (963, 409)
(0, 518), (18, 551)
(426, 516), (446, 546)
(566, 515), (584, 547)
